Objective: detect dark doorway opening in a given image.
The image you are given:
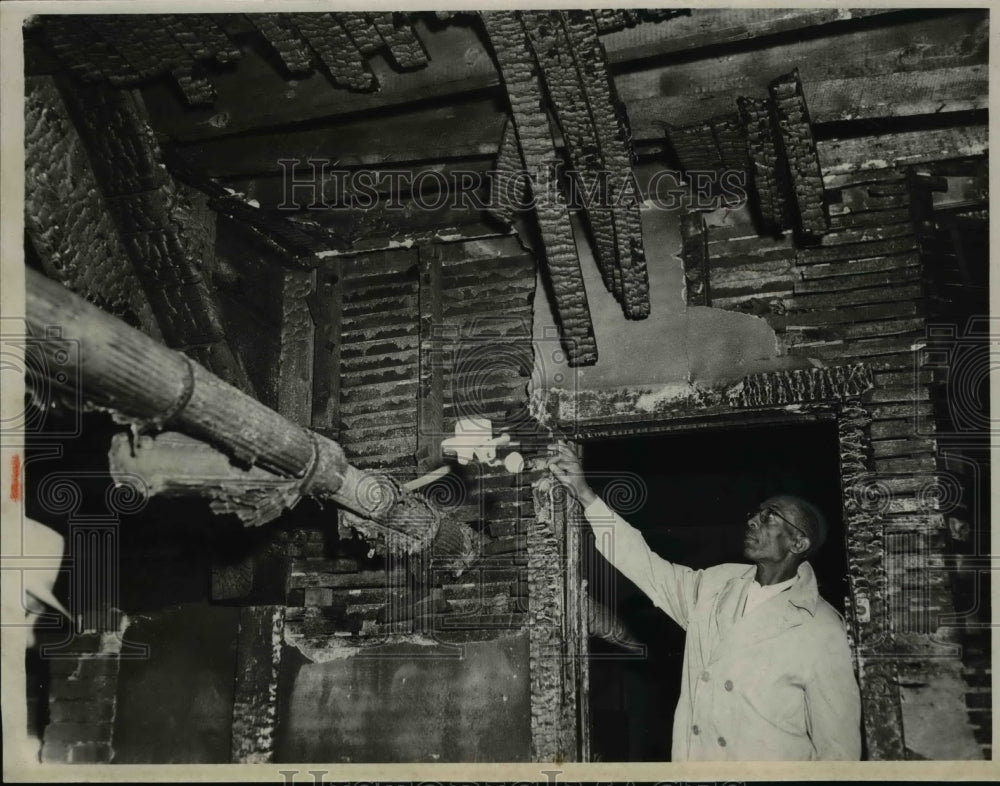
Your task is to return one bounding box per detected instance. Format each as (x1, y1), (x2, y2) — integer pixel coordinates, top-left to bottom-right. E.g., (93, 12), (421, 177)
(582, 418), (846, 762)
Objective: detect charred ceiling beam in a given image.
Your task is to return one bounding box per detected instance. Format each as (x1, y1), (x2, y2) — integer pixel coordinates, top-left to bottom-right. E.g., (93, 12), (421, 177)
(247, 14), (315, 76)
(480, 10), (598, 366)
(289, 13), (375, 92)
(160, 147), (328, 267)
(522, 11), (621, 303)
(769, 69), (830, 237)
(370, 12), (428, 70)
(562, 10), (650, 320)
(738, 96), (793, 233)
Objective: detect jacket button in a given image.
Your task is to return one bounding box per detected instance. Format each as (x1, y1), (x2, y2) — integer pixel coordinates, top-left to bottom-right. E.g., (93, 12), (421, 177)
(700, 670), (710, 682)
(692, 725), (700, 735)
(718, 736), (727, 747)
(724, 679), (733, 691)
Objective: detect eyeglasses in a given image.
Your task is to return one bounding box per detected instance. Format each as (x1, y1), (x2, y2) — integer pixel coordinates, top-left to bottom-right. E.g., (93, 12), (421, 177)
(748, 505), (809, 541)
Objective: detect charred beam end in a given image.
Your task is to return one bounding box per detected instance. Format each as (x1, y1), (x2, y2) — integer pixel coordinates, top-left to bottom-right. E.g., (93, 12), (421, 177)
(24, 268), (441, 551)
(737, 96), (793, 233)
(768, 69), (830, 238)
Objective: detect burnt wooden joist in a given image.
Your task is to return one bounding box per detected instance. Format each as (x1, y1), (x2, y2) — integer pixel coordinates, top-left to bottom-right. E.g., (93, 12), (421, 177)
(818, 126), (988, 187)
(481, 11), (597, 366)
(769, 70), (829, 237)
(562, 10), (650, 320)
(619, 10), (986, 138)
(629, 66), (987, 142)
(738, 96), (791, 231)
(522, 11), (621, 303)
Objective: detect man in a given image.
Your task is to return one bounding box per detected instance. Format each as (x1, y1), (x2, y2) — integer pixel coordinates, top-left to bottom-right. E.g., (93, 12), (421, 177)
(548, 443), (861, 761)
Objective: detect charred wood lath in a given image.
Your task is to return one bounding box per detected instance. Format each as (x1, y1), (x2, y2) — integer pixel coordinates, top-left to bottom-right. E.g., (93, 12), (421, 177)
(282, 239), (536, 641)
(666, 113), (748, 175)
(481, 11), (598, 366)
(336, 249), (422, 470)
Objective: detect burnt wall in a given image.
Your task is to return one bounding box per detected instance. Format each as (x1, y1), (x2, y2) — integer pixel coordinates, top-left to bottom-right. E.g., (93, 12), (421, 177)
(277, 633), (531, 762)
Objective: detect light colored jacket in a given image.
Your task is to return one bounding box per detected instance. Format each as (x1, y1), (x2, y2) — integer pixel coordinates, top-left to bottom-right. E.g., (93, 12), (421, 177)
(585, 497), (861, 761)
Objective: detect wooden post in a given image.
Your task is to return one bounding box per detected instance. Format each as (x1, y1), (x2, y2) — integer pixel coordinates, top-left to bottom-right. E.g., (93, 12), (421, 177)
(231, 267), (317, 763)
(528, 474), (590, 762)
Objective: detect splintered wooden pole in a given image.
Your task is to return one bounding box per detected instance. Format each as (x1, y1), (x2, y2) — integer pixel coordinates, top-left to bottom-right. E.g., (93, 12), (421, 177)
(24, 268), (432, 542)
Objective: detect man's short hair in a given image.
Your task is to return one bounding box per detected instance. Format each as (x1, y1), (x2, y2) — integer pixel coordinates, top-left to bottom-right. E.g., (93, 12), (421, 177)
(771, 495), (828, 558)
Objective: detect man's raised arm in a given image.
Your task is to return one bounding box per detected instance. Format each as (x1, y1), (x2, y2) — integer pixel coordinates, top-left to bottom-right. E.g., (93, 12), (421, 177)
(547, 443), (703, 630)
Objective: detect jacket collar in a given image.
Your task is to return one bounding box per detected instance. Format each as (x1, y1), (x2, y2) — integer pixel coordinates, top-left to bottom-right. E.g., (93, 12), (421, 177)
(740, 560), (819, 614)
(707, 562), (820, 663)
(785, 560), (820, 616)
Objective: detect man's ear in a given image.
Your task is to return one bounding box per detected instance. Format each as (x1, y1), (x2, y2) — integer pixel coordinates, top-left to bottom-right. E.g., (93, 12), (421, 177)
(789, 535), (811, 558)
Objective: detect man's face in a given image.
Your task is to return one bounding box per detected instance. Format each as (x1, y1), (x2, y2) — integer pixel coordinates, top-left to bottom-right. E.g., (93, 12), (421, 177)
(743, 497), (807, 564)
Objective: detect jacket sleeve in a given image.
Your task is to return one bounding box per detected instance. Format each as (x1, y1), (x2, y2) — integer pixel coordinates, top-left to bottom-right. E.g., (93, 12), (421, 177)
(804, 619), (863, 760)
(583, 497), (702, 630)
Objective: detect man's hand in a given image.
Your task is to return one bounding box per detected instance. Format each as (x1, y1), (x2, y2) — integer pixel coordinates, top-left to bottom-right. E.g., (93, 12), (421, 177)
(547, 441), (597, 507)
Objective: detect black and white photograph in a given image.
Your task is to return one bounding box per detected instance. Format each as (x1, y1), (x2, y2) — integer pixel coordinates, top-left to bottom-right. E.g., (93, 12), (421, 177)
(1, 2), (994, 778)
